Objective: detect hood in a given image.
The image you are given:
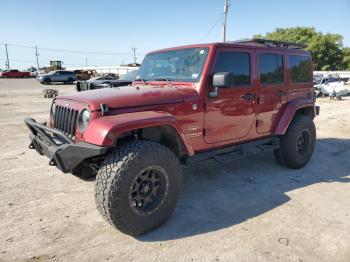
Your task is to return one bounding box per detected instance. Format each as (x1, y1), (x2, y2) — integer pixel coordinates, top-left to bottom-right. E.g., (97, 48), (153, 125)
(58, 85), (186, 110)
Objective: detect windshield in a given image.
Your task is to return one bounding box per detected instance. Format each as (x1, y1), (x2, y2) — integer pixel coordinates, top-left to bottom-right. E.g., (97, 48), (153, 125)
(137, 47), (209, 83)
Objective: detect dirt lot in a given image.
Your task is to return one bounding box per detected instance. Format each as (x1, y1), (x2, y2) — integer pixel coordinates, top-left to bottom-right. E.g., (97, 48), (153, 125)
(0, 79), (349, 262)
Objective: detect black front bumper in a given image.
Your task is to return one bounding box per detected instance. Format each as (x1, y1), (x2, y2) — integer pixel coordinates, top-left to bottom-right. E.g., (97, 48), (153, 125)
(24, 118), (107, 173)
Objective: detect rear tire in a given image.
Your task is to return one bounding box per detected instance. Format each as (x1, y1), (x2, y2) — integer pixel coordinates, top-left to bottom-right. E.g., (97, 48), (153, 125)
(274, 115), (316, 169)
(95, 140), (182, 236)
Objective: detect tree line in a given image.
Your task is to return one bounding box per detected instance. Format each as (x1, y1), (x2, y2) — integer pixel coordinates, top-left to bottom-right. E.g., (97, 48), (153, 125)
(254, 27), (350, 71)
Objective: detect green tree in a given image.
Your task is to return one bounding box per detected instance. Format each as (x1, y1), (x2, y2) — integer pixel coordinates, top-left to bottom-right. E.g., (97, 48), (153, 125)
(343, 47), (350, 70)
(254, 27), (345, 71)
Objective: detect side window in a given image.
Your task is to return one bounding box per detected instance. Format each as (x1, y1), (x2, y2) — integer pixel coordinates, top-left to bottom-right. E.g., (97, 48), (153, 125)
(213, 51), (250, 86)
(259, 53), (284, 84)
(289, 55), (312, 83)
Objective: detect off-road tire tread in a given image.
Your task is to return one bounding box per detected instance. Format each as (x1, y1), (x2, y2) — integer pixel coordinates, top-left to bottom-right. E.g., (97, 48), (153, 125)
(275, 115), (316, 169)
(95, 140), (182, 236)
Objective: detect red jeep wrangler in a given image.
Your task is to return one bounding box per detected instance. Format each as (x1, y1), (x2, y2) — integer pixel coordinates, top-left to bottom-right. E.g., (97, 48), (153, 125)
(25, 39), (319, 236)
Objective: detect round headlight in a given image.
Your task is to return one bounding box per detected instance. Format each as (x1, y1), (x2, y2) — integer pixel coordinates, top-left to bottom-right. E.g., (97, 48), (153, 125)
(78, 109), (91, 131)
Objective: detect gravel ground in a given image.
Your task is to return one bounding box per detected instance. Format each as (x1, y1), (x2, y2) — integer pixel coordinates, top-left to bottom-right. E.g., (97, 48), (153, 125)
(0, 79), (349, 262)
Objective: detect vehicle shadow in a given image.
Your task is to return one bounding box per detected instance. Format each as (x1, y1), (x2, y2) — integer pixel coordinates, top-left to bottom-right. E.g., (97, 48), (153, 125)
(138, 138), (350, 241)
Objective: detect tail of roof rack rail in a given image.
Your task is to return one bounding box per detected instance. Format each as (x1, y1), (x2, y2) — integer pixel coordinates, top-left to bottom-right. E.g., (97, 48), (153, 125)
(233, 38), (308, 49)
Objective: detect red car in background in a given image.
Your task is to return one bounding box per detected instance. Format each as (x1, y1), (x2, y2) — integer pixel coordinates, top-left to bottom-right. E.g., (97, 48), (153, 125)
(0, 69), (31, 78)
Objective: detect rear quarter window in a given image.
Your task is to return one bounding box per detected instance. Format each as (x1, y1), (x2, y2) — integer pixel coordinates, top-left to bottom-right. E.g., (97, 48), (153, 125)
(288, 55), (312, 83)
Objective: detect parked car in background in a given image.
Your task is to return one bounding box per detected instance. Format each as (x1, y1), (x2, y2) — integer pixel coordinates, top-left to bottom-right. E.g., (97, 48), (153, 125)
(314, 76), (350, 97)
(0, 69), (31, 78)
(37, 70), (76, 84)
(30, 71), (39, 77)
(76, 70), (138, 91)
(73, 70), (97, 81)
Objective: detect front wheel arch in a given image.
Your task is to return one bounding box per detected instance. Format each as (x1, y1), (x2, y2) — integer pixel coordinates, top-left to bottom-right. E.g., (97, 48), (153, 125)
(116, 125), (189, 160)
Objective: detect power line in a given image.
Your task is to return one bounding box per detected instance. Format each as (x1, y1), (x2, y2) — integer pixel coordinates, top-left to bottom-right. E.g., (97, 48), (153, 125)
(0, 57), (36, 63)
(0, 42), (144, 56)
(198, 15), (223, 42)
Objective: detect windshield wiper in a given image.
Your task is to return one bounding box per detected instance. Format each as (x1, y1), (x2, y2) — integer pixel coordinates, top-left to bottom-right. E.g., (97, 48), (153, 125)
(152, 78), (175, 86)
(135, 77), (148, 85)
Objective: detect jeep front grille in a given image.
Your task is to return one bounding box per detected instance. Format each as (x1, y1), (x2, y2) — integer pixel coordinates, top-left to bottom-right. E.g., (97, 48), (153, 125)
(54, 106), (79, 138)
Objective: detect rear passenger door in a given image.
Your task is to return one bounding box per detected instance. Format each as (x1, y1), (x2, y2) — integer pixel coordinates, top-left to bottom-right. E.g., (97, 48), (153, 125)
(256, 52), (287, 134)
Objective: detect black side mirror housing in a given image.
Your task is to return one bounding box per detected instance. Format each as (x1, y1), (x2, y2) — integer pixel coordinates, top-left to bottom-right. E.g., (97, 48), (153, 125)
(212, 72), (235, 87)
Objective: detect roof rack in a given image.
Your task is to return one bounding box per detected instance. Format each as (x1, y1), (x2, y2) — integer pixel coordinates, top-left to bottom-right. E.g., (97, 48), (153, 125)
(233, 38), (308, 49)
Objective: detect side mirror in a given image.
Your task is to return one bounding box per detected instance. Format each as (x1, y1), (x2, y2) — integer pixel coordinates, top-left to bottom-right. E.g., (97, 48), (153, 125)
(212, 72), (235, 87)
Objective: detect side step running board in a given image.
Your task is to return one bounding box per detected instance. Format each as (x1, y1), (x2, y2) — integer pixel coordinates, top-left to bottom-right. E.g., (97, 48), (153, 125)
(185, 137), (279, 165)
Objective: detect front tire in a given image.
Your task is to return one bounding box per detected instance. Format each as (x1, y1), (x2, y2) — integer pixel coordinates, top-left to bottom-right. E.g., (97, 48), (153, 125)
(95, 141), (182, 236)
(274, 115), (316, 169)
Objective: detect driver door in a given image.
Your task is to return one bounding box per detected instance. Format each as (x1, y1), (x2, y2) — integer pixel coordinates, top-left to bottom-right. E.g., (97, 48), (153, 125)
(204, 48), (257, 144)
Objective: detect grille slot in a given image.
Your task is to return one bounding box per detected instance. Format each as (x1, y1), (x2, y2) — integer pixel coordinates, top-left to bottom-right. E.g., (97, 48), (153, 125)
(54, 106), (79, 138)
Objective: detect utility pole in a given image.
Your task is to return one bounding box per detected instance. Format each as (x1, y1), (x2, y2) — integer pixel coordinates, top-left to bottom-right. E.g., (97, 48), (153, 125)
(85, 57), (88, 68)
(131, 47), (137, 64)
(5, 44), (10, 70)
(222, 0), (230, 42)
(35, 46), (40, 70)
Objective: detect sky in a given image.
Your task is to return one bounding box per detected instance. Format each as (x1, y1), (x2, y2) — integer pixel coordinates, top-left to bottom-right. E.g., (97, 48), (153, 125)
(1, 0), (349, 70)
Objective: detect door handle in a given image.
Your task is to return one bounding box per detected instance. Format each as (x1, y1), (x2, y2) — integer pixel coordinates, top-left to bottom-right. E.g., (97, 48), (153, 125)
(275, 90), (287, 97)
(241, 93), (256, 101)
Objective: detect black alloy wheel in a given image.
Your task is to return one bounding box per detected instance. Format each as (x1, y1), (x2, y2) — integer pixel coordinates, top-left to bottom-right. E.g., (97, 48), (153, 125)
(296, 130), (310, 155)
(129, 165), (168, 215)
